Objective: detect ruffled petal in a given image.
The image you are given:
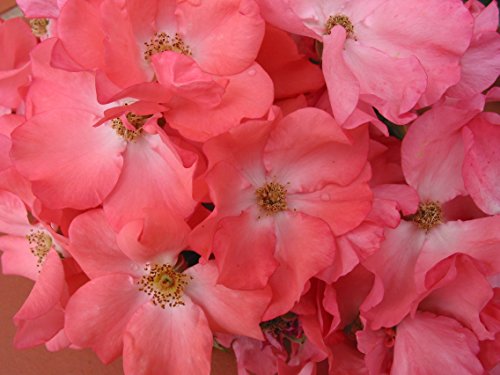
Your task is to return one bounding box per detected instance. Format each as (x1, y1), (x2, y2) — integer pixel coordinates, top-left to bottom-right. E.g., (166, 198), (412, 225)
(264, 107), (368, 192)
(177, 0), (265, 75)
(463, 113), (500, 214)
(264, 212), (335, 319)
(361, 221), (426, 329)
(401, 97), (484, 202)
(393, 312), (483, 375)
(213, 210), (278, 290)
(65, 274), (148, 363)
(123, 298), (212, 375)
(186, 262), (271, 340)
(11, 109), (126, 210)
(68, 209), (141, 279)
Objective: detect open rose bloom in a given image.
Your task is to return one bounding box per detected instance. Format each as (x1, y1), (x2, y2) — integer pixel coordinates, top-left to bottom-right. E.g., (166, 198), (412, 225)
(1, 0), (500, 374)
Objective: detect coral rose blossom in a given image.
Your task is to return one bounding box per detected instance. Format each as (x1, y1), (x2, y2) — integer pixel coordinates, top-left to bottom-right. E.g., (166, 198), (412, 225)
(65, 209), (271, 375)
(257, 0), (473, 127)
(0, 190), (83, 351)
(190, 107), (372, 319)
(53, 0), (265, 97)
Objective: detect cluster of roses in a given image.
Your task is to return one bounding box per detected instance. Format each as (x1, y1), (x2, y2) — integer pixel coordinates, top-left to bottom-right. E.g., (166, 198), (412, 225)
(0, 0), (499, 374)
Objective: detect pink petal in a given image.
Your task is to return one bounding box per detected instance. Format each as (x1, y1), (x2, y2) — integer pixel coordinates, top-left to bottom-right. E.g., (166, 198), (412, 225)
(393, 312), (483, 375)
(256, 25), (324, 100)
(203, 118), (272, 187)
(65, 274), (148, 363)
(264, 212), (335, 319)
(116, 207), (190, 263)
(0, 190), (31, 237)
(463, 112), (500, 214)
(55, 0), (105, 70)
(100, 0), (152, 88)
(401, 97), (484, 202)
(153, 52), (227, 108)
(345, 42), (426, 125)
(177, 0), (265, 75)
(289, 165), (372, 236)
(416, 216), (500, 287)
(103, 133), (196, 232)
(322, 27), (360, 125)
(356, 327), (392, 375)
(0, 236), (39, 280)
(11, 109), (126, 210)
(164, 63), (274, 142)
(123, 298), (212, 375)
(14, 306), (65, 349)
(213, 210), (279, 290)
(419, 255), (494, 340)
(68, 209), (140, 279)
(17, 0), (60, 18)
(189, 161), (256, 260)
(27, 39), (105, 117)
(186, 262), (270, 340)
(359, 0), (473, 107)
(264, 108), (368, 192)
(14, 250), (65, 321)
(361, 221), (426, 329)
(446, 31), (500, 99)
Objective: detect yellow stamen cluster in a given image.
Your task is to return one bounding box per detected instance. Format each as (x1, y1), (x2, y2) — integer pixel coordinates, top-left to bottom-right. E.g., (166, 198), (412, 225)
(111, 113), (145, 142)
(411, 201), (443, 231)
(29, 18), (49, 37)
(26, 229), (52, 266)
(325, 14), (355, 38)
(125, 112), (151, 128)
(144, 32), (192, 62)
(138, 264), (192, 308)
(256, 182), (288, 215)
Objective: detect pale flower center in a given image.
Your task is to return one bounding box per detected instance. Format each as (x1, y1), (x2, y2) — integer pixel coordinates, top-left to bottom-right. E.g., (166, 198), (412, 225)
(411, 201), (443, 231)
(26, 229), (53, 266)
(325, 14), (355, 38)
(256, 182), (288, 215)
(138, 264), (192, 308)
(143, 32), (192, 62)
(29, 18), (49, 37)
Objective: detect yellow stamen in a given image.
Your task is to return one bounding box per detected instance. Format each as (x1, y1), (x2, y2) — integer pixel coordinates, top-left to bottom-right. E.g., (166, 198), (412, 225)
(26, 229), (52, 266)
(138, 264), (192, 308)
(29, 18), (49, 37)
(256, 182), (288, 215)
(325, 14), (355, 38)
(144, 32), (192, 62)
(411, 201), (443, 231)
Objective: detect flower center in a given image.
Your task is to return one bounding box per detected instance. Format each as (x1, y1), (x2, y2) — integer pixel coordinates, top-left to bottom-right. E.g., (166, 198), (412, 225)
(260, 313), (305, 345)
(26, 229), (52, 266)
(411, 201), (443, 231)
(325, 14), (355, 38)
(143, 32), (192, 62)
(138, 264), (192, 308)
(29, 18), (49, 37)
(111, 112), (150, 141)
(256, 182), (288, 215)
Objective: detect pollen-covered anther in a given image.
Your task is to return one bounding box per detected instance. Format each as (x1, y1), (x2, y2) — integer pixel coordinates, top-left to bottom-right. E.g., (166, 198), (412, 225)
(144, 32), (192, 62)
(256, 182), (288, 214)
(412, 201), (443, 231)
(325, 14), (355, 38)
(29, 18), (49, 37)
(138, 264), (192, 308)
(26, 229), (52, 266)
(111, 116), (143, 142)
